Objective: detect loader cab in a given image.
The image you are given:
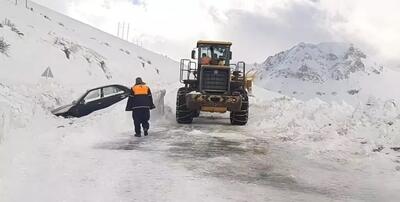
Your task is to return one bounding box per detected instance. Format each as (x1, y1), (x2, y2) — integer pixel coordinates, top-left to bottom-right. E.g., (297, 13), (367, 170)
(191, 41), (232, 67)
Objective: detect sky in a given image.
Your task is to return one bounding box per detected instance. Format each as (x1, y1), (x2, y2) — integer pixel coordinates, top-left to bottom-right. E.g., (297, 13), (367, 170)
(31, 0), (400, 67)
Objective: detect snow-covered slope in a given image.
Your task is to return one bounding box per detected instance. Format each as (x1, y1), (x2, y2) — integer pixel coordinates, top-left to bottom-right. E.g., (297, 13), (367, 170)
(0, 0), (179, 140)
(255, 42), (400, 104)
(0, 0), (178, 88)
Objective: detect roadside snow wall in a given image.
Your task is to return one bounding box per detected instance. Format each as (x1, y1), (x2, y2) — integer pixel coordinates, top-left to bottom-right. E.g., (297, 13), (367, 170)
(0, 80), (70, 144)
(249, 95), (400, 161)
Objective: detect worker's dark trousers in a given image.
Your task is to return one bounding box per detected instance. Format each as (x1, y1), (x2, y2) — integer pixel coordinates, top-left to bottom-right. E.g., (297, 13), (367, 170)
(132, 108), (150, 135)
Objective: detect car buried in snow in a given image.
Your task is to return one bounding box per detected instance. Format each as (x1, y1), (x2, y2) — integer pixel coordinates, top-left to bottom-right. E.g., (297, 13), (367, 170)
(52, 84), (131, 118)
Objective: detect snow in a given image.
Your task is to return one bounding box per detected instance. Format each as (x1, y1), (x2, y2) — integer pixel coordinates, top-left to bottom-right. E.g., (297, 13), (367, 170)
(0, 0), (178, 88)
(260, 42), (382, 82)
(1, 0), (400, 201)
(255, 42), (400, 105)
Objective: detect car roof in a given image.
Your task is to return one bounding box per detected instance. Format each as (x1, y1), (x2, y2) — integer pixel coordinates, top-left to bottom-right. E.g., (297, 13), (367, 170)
(87, 84), (130, 92)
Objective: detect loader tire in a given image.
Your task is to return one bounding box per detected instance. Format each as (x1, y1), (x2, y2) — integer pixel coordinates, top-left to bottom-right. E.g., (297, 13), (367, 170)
(176, 87), (194, 124)
(193, 110), (200, 118)
(230, 93), (249, 125)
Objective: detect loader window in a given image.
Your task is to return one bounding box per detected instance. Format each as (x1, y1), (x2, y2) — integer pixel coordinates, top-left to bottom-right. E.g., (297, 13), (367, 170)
(210, 46), (228, 65)
(199, 47), (211, 58)
(213, 47), (226, 59)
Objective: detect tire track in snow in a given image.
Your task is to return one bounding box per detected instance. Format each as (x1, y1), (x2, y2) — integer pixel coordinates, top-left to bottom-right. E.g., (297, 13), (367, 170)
(95, 115), (349, 201)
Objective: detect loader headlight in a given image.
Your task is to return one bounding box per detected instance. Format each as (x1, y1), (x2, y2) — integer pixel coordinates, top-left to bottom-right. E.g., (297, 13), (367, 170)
(227, 98), (237, 103)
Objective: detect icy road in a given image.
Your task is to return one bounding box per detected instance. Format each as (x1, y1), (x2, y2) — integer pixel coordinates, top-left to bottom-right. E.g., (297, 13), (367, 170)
(1, 102), (400, 202)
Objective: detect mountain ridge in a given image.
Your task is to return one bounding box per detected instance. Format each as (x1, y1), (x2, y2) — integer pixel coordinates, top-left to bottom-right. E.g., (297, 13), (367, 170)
(260, 42), (383, 83)
(254, 42), (400, 104)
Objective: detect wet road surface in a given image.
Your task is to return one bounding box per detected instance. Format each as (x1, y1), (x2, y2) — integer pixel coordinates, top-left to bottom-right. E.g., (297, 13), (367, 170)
(94, 115), (365, 201)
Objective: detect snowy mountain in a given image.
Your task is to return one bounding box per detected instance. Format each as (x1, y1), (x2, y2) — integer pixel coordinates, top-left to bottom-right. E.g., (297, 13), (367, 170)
(255, 42), (400, 104)
(261, 42), (383, 82)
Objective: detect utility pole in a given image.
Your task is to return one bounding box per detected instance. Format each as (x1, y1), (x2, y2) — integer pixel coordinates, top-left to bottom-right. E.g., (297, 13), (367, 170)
(126, 23), (130, 41)
(122, 22), (125, 40)
(15, 0), (17, 5)
(117, 22), (120, 37)
(25, 0), (28, 8)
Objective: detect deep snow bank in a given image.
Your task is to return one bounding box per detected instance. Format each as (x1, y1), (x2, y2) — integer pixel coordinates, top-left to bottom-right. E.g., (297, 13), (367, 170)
(0, 0), (178, 143)
(249, 87), (400, 164)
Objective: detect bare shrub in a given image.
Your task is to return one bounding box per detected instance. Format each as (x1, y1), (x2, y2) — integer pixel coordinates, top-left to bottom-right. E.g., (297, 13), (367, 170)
(2, 18), (15, 28)
(0, 37), (10, 55)
(347, 89), (360, 95)
(3, 19), (23, 36)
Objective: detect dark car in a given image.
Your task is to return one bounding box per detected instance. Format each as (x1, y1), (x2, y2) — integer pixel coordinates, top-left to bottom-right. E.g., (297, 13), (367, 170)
(52, 84), (131, 118)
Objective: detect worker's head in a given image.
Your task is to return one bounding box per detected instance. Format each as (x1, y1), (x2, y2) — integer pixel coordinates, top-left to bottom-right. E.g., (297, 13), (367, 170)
(135, 77), (143, 85)
(202, 53), (207, 57)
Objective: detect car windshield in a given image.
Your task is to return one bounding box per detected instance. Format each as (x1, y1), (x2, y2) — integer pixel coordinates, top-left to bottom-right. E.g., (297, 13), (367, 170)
(74, 92), (88, 104)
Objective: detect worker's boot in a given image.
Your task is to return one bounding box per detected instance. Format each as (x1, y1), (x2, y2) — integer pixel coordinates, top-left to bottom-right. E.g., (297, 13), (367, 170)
(144, 129), (148, 136)
(134, 133), (141, 137)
